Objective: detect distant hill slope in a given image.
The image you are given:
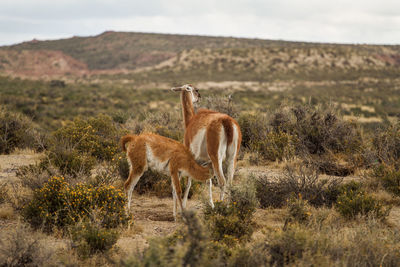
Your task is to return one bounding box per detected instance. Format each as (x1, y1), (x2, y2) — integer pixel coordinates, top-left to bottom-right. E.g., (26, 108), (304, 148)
(0, 31), (399, 80)
(1, 31), (292, 70)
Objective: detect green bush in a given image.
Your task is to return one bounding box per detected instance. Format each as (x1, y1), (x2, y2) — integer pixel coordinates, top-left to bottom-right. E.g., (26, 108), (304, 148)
(284, 196), (312, 229)
(271, 105), (363, 156)
(266, 226), (309, 266)
(45, 114), (126, 176)
(16, 162), (53, 191)
(0, 224), (54, 267)
(372, 122), (400, 164)
(121, 211), (211, 267)
(250, 130), (296, 161)
(51, 114), (123, 161)
(47, 145), (96, 177)
(126, 110), (183, 141)
(335, 182), (390, 220)
(239, 106), (364, 170)
(255, 166), (342, 208)
(0, 108), (37, 154)
(23, 177), (129, 231)
(372, 163), (400, 196)
(238, 113), (296, 161)
(71, 221), (119, 257)
(203, 184), (257, 244)
(238, 113), (268, 150)
(0, 182), (6, 204)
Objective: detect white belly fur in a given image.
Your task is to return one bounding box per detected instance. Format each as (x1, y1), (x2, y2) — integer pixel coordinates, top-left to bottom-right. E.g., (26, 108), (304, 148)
(146, 145), (169, 174)
(190, 128), (208, 161)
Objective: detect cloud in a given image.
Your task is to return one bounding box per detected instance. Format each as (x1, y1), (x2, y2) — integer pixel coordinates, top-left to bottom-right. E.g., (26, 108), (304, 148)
(0, 0), (399, 45)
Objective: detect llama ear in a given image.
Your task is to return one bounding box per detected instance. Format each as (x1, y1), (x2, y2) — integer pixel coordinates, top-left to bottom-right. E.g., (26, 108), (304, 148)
(171, 86), (183, 92)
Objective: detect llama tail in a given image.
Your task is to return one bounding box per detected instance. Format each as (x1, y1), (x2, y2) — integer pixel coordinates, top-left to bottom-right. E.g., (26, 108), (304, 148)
(120, 135), (136, 152)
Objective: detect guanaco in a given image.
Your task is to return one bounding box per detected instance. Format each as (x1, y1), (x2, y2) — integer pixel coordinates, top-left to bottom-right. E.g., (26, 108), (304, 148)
(121, 133), (213, 219)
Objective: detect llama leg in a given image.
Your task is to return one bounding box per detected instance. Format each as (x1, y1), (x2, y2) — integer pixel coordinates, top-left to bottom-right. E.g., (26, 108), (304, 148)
(208, 178), (215, 208)
(172, 185), (177, 220)
(226, 141), (238, 186)
(171, 171), (184, 220)
(124, 143), (146, 211)
(182, 177), (192, 209)
(217, 157), (227, 201)
(125, 171), (143, 211)
(207, 125), (227, 201)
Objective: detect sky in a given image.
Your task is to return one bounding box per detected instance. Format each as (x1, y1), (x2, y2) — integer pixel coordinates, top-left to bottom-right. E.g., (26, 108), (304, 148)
(0, 0), (399, 46)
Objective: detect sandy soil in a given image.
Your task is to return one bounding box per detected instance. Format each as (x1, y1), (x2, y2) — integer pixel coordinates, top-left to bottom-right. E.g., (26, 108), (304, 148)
(0, 150), (42, 182)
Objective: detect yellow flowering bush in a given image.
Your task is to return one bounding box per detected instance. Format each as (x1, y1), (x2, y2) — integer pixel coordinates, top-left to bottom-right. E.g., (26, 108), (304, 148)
(23, 177), (129, 231)
(335, 181), (390, 220)
(52, 114), (122, 161)
(284, 195), (312, 229)
(45, 115), (127, 176)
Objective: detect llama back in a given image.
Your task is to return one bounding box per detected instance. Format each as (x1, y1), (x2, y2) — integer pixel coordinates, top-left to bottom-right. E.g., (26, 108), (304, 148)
(120, 134), (137, 152)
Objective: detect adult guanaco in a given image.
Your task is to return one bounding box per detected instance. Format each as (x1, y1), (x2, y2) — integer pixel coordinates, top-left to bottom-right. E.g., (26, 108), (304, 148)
(171, 84), (242, 208)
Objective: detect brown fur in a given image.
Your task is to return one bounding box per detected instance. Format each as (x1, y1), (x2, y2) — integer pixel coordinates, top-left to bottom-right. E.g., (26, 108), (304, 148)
(121, 133), (212, 216)
(180, 90), (242, 190)
(181, 90), (196, 128)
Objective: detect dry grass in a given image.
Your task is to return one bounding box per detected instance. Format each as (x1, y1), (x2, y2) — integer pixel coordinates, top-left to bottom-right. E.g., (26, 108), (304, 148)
(0, 204), (15, 220)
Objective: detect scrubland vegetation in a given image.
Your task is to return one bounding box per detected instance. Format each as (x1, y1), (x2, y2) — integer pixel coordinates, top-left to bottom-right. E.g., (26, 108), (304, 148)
(1, 77), (400, 266)
(1, 32), (400, 266)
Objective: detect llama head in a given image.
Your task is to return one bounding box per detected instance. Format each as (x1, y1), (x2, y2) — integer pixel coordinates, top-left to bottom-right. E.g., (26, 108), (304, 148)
(170, 84), (201, 103)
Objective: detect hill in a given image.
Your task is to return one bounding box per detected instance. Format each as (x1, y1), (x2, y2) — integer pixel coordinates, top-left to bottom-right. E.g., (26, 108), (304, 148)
(0, 31), (399, 80)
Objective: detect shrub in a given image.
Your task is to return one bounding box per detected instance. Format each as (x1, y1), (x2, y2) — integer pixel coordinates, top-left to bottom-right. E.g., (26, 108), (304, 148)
(45, 114), (125, 176)
(0, 224), (53, 267)
(0, 182), (6, 204)
(125, 110), (183, 141)
(202, 94), (239, 118)
(238, 113), (268, 150)
(250, 130), (296, 161)
(238, 113), (296, 161)
(203, 184), (257, 244)
(372, 122), (400, 164)
(269, 105), (365, 174)
(305, 153), (356, 176)
(121, 211), (211, 267)
(51, 114), (124, 162)
(16, 162), (53, 191)
(284, 196), (312, 229)
(71, 221), (119, 257)
(23, 177), (129, 231)
(266, 226), (309, 266)
(47, 145), (96, 177)
(271, 105), (363, 156)
(335, 181), (390, 220)
(0, 108), (37, 154)
(239, 105), (364, 169)
(255, 165), (342, 208)
(372, 163), (400, 196)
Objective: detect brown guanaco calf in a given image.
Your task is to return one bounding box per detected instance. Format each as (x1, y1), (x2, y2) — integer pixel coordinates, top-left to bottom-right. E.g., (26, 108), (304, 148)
(121, 133), (213, 219)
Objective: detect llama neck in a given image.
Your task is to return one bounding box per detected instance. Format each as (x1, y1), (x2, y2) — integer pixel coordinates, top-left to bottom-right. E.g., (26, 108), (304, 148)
(185, 160), (210, 182)
(181, 91), (195, 128)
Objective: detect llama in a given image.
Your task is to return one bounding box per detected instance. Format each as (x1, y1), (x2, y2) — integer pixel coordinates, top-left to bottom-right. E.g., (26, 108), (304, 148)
(121, 133), (213, 219)
(171, 84), (242, 208)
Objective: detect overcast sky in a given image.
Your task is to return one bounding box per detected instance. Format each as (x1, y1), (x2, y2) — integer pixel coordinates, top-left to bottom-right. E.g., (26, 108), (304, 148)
(0, 0), (399, 46)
